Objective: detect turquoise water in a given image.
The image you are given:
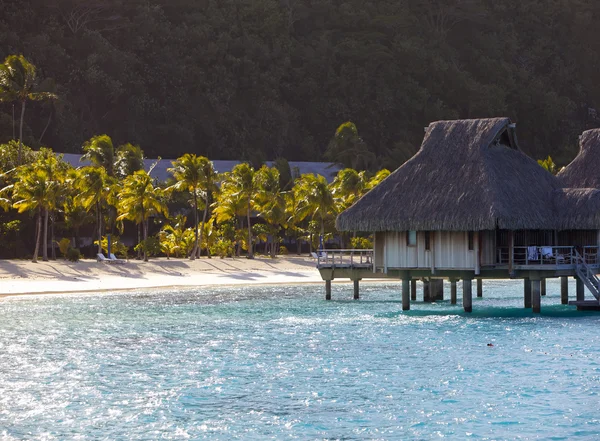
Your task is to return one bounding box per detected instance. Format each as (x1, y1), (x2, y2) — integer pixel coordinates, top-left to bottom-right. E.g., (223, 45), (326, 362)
(1, 279), (600, 440)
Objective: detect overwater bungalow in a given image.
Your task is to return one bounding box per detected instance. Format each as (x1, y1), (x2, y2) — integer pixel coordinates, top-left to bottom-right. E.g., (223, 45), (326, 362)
(319, 118), (600, 312)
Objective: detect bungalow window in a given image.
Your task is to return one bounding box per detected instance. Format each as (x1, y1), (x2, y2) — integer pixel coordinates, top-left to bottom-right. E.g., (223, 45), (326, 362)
(468, 231), (474, 251)
(407, 230), (417, 247)
(425, 231), (431, 250)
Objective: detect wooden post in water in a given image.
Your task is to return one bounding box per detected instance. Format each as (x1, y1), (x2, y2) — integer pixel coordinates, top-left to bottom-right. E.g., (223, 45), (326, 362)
(576, 277), (584, 301)
(463, 278), (473, 313)
(450, 279), (457, 305)
(524, 278), (532, 308)
(541, 278), (546, 296)
(411, 279), (417, 301)
(560, 276), (569, 304)
(402, 277), (410, 311)
(431, 279), (444, 301)
(325, 280), (332, 301)
(423, 278), (431, 302)
(531, 278), (541, 313)
(477, 279), (483, 298)
(353, 279), (360, 300)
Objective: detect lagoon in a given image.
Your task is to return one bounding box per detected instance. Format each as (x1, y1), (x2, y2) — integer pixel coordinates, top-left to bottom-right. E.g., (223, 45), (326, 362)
(1, 280), (600, 440)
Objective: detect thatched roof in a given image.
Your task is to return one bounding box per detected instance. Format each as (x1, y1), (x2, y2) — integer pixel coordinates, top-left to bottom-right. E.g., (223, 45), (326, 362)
(554, 188), (600, 230)
(337, 118), (565, 232)
(557, 129), (600, 188)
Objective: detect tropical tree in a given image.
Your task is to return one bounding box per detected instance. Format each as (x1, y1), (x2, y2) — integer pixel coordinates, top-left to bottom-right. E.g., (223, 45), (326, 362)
(0, 55), (58, 164)
(538, 156), (558, 175)
(325, 122), (376, 171)
(74, 166), (114, 255)
(117, 170), (168, 261)
(254, 165), (286, 257)
(215, 163), (257, 258)
(167, 154), (218, 259)
(294, 173), (336, 243)
(81, 134), (115, 176)
(34, 149), (70, 260)
(366, 169), (391, 190)
(3, 161), (58, 262)
(114, 143), (144, 179)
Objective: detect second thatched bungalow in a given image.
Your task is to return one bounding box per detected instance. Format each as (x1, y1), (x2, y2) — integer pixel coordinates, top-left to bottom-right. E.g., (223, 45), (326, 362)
(321, 118), (600, 312)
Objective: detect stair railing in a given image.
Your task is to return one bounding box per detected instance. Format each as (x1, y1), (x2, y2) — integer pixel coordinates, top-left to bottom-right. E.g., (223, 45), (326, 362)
(573, 249), (600, 302)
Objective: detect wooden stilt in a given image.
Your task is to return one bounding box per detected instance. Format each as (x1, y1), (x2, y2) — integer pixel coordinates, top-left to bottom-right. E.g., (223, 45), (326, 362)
(325, 280), (331, 300)
(411, 279), (417, 301)
(423, 278), (431, 302)
(463, 279), (473, 313)
(541, 278), (546, 296)
(431, 279), (444, 301)
(524, 278), (532, 308)
(560, 276), (568, 305)
(477, 279), (483, 298)
(353, 279), (359, 300)
(576, 277), (584, 301)
(450, 279), (457, 305)
(402, 278), (410, 311)
(532, 279), (541, 313)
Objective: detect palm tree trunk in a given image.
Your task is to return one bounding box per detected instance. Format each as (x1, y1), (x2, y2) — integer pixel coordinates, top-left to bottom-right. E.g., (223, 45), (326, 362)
(18, 100), (26, 165)
(190, 191), (198, 260)
(143, 219), (148, 262)
(198, 200), (208, 259)
(32, 208), (42, 263)
(97, 201), (102, 255)
(247, 199), (253, 258)
(38, 110), (52, 144)
(50, 213), (56, 260)
(42, 207), (49, 261)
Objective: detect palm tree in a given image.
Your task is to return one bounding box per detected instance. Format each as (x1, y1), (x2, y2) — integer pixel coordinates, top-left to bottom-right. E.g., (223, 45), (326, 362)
(218, 163), (257, 258)
(74, 166), (114, 255)
(167, 154), (218, 259)
(0, 55), (57, 164)
(117, 170), (168, 261)
(6, 163), (57, 262)
(35, 149), (70, 261)
(81, 135), (115, 176)
(331, 168), (368, 212)
(294, 173), (336, 243)
(114, 143), (145, 179)
(254, 165), (286, 257)
(366, 169), (391, 190)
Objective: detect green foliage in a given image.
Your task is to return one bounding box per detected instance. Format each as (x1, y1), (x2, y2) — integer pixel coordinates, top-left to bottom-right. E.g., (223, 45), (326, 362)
(134, 236), (161, 258)
(93, 236), (129, 257)
(57, 237), (71, 258)
(350, 237), (373, 249)
(279, 245), (288, 255)
(66, 248), (80, 262)
(538, 156), (558, 175)
(0, 3), (596, 165)
(211, 238), (235, 259)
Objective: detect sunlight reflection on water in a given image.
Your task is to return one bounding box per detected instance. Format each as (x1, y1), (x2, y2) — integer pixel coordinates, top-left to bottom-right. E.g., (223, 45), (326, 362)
(1, 279), (600, 439)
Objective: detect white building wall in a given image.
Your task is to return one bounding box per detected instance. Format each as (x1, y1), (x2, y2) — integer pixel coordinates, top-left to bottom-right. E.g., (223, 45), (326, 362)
(379, 231), (477, 270)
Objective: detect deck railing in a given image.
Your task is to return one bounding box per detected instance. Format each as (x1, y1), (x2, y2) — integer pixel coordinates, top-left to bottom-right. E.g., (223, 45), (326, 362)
(496, 246), (599, 266)
(317, 249), (373, 268)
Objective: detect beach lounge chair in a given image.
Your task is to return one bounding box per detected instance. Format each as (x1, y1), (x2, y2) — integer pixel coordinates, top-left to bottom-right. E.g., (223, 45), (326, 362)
(311, 252), (319, 259)
(109, 253), (126, 264)
(97, 253), (108, 262)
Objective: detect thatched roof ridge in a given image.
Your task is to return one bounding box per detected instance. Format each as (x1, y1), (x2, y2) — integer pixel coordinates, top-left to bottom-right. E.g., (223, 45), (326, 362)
(337, 118), (563, 232)
(557, 129), (600, 189)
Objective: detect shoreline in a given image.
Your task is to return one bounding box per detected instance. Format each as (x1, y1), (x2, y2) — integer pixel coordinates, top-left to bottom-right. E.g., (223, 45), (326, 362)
(0, 255), (388, 299)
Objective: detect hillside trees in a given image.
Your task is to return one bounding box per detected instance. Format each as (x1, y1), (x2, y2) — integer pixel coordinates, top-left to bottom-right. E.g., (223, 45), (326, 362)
(1, 1), (599, 166)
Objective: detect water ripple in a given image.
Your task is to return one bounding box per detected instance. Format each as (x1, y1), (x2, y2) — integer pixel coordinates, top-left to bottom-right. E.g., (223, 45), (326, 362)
(1, 280), (599, 439)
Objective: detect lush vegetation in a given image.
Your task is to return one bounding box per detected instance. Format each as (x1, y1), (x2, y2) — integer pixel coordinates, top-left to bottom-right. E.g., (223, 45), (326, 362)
(0, 136), (389, 261)
(1, 1), (599, 168)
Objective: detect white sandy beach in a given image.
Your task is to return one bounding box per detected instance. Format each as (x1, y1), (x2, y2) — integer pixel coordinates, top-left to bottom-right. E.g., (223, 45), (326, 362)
(0, 255), (328, 297)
